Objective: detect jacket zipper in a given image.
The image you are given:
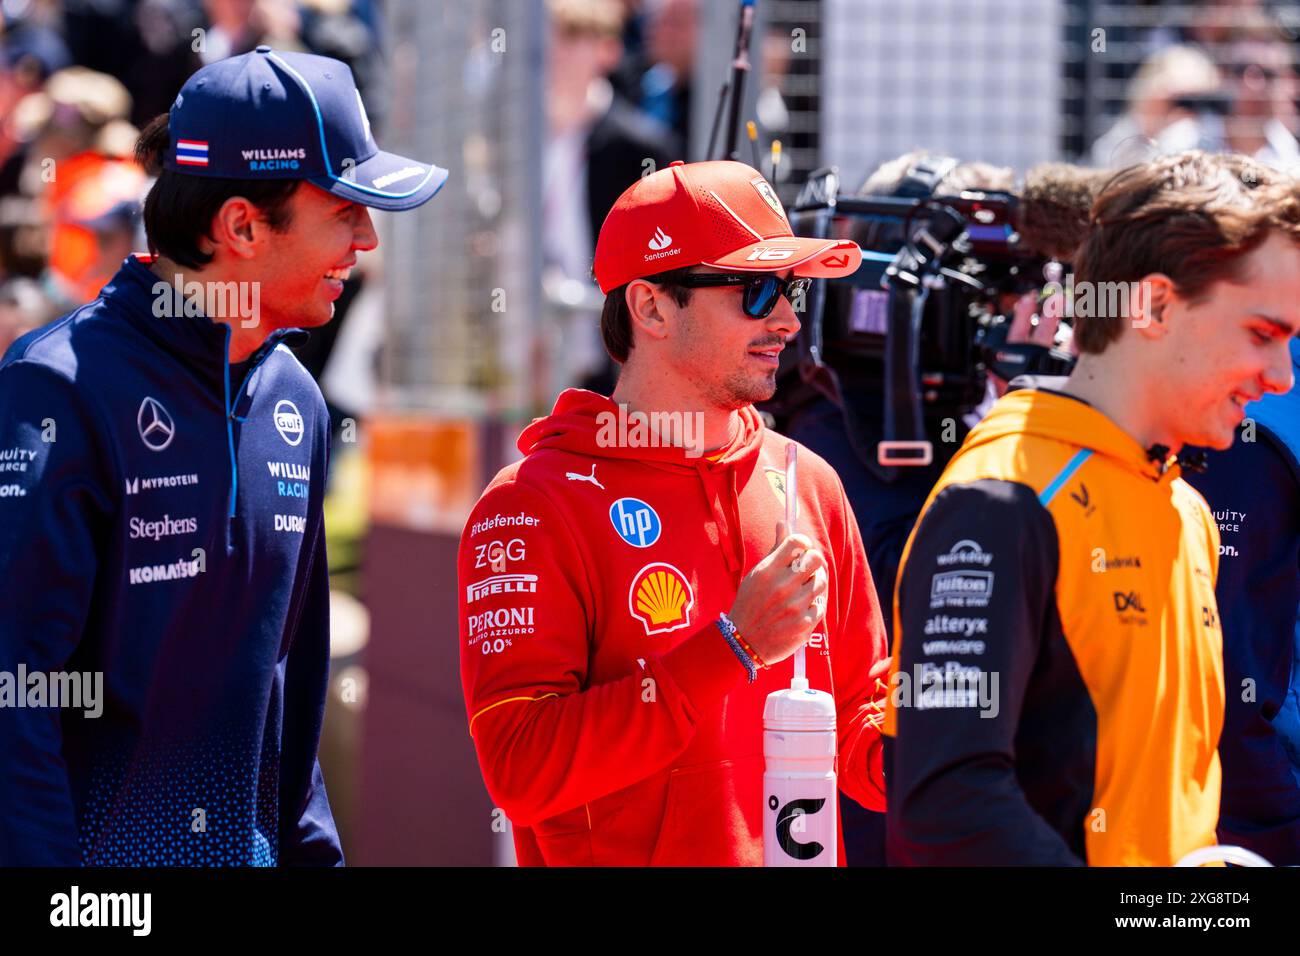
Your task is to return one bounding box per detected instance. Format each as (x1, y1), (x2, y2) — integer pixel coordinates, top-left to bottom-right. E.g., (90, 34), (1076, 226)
(222, 326), (291, 520)
(222, 327), (238, 519)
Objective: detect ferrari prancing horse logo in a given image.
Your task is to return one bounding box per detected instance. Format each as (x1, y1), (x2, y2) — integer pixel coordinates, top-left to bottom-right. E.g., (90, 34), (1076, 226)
(764, 467), (787, 506)
(751, 177), (788, 222)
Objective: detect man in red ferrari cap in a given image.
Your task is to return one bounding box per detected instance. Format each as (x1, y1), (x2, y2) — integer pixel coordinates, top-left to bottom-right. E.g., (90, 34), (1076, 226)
(457, 160), (889, 865)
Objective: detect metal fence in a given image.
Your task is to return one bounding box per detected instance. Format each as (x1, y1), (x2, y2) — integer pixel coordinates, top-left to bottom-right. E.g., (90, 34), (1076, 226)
(821, 0), (1063, 189)
(379, 0), (544, 420)
(1071, 1), (1300, 164)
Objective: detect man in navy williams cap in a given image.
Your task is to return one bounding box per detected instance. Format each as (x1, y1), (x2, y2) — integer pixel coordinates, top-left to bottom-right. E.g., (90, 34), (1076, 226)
(0, 48), (445, 865)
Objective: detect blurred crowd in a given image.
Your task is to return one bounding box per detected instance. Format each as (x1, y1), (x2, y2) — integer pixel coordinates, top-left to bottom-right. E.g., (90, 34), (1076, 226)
(0, 0), (714, 393)
(543, 0), (695, 391)
(1092, 0), (1300, 169)
(545, 0), (810, 390)
(4, 0), (1300, 369)
(0, 0), (391, 355)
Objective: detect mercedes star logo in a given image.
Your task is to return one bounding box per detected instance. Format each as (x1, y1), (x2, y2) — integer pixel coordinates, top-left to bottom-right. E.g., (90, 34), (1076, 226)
(136, 396), (175, 452)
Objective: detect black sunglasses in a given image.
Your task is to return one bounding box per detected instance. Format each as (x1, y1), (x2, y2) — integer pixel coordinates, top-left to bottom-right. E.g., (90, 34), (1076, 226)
(665, 272), (812, 319)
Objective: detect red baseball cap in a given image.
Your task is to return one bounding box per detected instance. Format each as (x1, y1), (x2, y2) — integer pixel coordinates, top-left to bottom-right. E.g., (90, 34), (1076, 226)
(592, 160), (862, 294)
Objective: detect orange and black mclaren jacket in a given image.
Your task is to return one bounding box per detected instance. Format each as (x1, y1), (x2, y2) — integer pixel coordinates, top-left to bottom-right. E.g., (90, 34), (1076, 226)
(458, 389), (890, 865)
(883, 382), (1225, 866)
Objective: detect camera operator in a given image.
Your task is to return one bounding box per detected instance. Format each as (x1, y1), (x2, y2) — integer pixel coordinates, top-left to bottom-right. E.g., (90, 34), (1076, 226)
(786, 153), (1066, 634)
(782, 152), (1073, 865)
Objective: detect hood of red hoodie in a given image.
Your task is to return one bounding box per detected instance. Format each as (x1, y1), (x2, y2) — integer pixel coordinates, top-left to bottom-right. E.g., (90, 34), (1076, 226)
(517, 388), (767, 575)
(518, 388), (767, 470)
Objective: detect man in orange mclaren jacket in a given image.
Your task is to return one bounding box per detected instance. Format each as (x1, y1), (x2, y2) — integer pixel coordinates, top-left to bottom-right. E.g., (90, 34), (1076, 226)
(457, 160), (890, 865)
(884, 152), (1300, 865)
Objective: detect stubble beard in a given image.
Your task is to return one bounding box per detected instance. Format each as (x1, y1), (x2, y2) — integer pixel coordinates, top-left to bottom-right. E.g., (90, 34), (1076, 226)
(707, 365), (777, 409)
(677, 312), (779, 409)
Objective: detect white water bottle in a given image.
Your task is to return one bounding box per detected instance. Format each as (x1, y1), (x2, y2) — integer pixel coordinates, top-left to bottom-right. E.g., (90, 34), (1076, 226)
(762, 443), (838, 866)
(763, 679), (838, 867)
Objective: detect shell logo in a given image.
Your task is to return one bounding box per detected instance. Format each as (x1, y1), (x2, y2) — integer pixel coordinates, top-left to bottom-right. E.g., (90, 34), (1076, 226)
(628, 562), (695, 635)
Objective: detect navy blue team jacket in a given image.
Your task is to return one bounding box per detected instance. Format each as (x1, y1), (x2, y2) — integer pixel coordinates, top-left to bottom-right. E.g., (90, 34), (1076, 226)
(0, 254), (341, 865)
(1187, 337), (1300, 865)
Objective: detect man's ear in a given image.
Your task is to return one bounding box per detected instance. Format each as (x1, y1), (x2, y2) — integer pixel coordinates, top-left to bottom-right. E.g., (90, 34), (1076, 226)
(1131, 273), (1175, 339)
(209, 196), (262, 261)
(626, 279), (674, 344)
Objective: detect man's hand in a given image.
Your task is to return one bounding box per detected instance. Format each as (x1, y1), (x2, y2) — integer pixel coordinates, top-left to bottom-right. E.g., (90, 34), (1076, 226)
(991, 290), (1065, 397)
(727, 520), (828, 665)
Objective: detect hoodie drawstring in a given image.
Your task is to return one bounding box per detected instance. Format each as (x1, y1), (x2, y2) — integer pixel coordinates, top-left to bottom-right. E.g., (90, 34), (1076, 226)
(221, 329), (291, 521)
(696, 462), (745, 577)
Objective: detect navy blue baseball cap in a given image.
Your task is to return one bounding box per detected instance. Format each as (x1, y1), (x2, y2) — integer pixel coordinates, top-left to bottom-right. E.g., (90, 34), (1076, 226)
(164, 46), (447, 211)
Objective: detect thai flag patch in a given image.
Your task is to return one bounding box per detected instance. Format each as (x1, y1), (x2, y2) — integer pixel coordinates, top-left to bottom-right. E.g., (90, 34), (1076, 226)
(176, 140), (209, 167)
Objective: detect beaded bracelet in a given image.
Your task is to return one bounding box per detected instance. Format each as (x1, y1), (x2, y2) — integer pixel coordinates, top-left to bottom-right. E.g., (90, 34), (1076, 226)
(734, 630), (768, 670)
(716, 612), (757, 683)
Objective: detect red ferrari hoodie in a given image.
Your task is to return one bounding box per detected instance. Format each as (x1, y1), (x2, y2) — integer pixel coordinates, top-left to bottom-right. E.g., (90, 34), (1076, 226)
(458, 389), (889, 865)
